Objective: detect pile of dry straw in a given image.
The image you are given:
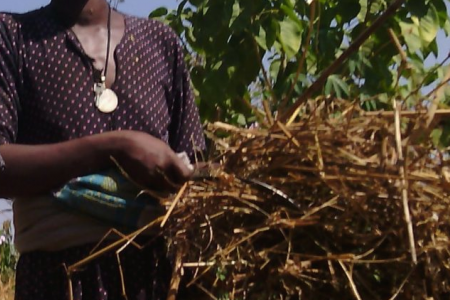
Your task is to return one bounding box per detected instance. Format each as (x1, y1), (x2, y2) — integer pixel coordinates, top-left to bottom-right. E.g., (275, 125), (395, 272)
(160, 99), (450, 300)
(67, 99), (450, 300)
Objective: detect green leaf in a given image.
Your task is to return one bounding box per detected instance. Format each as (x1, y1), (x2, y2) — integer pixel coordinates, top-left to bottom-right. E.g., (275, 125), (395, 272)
(189, 0), (206, 7)
(400, 21), (422, 53)
(229, 0), (241, 27)
(417, 4), (440, 45)
(431, 0), (448, 26)
(444, 19), (450, 36)
(357, 0), (368, 22)
(266, 18), (280, 49)
(149, 7), (168, 18)
(269, 59), (282, 80)
(283, 0), (295, 9)
(401, 4), (439, 52)
(280, 4), (302, 28)
(255, 26), (268, 50)
(234, 113), (247, 126)
(369, 0), (387, 14)
(431, 128), (443, 147)
(325, 75), (349, 98)
(440, 124), (450, 148)
(279, 17), (302, 59)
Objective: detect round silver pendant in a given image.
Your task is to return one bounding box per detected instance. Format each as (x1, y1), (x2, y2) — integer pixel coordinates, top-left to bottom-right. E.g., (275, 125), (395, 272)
(96, 89), (118, 113)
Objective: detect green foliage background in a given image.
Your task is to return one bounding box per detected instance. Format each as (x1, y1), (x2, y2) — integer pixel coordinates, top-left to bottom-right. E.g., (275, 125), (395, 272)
(0, 221), (17, 283)
(151, 0), (450, 130)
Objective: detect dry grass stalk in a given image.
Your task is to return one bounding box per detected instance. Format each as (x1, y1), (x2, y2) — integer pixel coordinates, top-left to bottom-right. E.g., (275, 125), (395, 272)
(393, 99), (417, 264)
(0, 276), (14, 300)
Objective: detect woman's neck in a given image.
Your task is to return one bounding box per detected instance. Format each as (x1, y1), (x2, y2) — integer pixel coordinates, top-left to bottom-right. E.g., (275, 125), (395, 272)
(48, 0), (110, 27)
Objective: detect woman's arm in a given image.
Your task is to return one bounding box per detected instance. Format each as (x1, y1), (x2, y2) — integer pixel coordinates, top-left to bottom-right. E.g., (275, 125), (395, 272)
(0, 130), (193, 198)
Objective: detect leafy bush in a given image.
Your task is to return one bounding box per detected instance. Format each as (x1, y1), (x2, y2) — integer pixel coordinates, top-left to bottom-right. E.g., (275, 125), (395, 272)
(0, 221), (17, 283)
(152, 0), (450, 128)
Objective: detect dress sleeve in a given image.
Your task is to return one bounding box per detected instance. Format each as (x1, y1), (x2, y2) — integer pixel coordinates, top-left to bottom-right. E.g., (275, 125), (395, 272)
(0, 13), (22, 146)
(167, 36), (206, 161)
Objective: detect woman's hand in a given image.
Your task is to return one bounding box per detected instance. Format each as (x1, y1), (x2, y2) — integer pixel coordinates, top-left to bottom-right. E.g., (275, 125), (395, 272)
(112, 131), (193, 191)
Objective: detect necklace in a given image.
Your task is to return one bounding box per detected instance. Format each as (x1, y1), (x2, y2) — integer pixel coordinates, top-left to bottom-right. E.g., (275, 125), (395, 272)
(93, 5), (118, 113)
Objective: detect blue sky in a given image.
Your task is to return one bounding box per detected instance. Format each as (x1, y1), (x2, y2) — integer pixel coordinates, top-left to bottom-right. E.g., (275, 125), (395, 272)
(1, 0), (179, 16)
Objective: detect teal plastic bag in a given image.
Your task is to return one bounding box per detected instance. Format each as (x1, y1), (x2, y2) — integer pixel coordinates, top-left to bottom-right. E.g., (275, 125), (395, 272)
(53, 169), (162, 229)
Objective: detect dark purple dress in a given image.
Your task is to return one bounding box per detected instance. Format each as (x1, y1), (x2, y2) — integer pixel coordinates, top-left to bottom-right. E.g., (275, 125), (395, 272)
(0, 6), (205, 300)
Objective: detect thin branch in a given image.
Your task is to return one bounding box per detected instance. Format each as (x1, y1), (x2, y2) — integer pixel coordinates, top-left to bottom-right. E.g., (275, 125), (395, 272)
(388, 28), (408, 90)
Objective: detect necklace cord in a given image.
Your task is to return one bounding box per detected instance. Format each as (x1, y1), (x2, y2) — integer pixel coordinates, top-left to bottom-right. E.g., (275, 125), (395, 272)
(103, 5), (112, 81)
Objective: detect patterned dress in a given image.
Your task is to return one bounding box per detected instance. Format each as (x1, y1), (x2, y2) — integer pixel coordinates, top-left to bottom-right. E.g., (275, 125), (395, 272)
(0, 6), (205, 300)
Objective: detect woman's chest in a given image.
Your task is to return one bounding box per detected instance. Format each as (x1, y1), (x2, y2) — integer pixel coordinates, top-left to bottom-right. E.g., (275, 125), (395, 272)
(17, 34), (174, 144)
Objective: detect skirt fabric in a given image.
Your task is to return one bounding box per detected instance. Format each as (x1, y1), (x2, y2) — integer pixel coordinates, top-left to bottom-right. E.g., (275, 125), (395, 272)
(15, 237), (173, 300)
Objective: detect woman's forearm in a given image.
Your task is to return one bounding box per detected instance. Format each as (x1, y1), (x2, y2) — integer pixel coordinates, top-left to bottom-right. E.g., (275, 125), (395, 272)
(0, 133), (120, 198)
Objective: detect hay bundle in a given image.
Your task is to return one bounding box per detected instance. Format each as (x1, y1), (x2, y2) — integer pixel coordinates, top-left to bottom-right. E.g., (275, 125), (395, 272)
(162, 100), (450, 300)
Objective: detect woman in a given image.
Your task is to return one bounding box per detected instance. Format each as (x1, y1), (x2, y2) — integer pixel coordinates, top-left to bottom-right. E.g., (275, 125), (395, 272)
(0, 0), (205, 298)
